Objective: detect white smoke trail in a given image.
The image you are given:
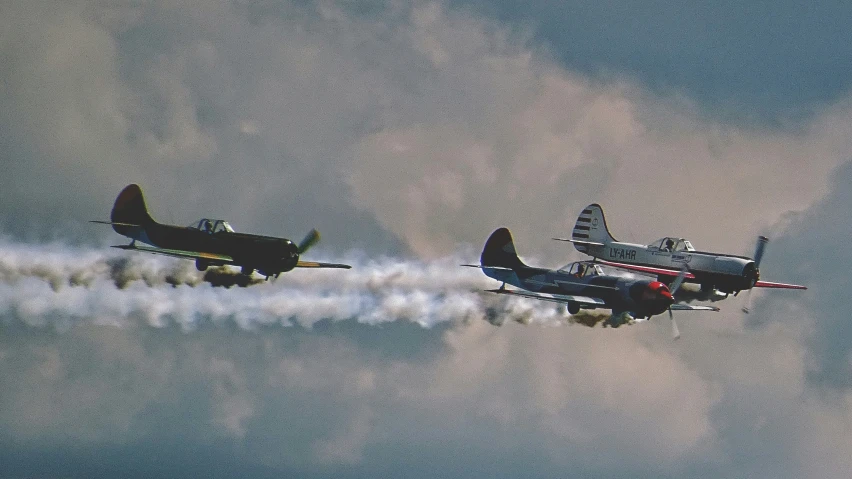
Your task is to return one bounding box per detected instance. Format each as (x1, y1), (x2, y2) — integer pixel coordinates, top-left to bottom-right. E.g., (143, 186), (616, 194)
(0, 239), (599, 331)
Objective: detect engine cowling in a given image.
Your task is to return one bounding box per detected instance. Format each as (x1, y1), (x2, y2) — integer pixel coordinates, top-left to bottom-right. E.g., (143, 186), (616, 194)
(256, 239), (300, 276)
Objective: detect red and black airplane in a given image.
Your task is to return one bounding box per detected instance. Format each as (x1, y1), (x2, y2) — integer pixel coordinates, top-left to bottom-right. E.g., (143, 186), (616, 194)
(465, 227), (718, 337)
(93, 184), (350, 278)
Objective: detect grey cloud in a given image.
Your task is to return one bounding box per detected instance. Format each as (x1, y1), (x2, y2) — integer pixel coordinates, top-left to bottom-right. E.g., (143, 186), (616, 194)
(0, 238), (724, 476)
(342, 2), (852, 259)
(4, 0), (850, 261)
(3, 1), (852, 478)
(455, 0), (852, 123)
(0, 235), (848, 478)
(1, 0), (403, 252)
(0, 318), (720, 478)
(750, 159), (852, 388)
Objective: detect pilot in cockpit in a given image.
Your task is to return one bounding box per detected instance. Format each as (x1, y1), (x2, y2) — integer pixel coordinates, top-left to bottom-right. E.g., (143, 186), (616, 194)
(664, 239), (674, 252)
(575, 264), (586, 278)
(202, 219), (213, 234)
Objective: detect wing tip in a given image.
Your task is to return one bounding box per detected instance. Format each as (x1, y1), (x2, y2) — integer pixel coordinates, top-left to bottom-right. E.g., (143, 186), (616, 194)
(754, 281), (808, 290)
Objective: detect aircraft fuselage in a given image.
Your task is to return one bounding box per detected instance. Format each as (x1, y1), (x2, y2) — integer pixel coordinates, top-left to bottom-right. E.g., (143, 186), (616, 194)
(576, 241), (756, 293)
(117, 222), (299, 275)
(482, 265), (673, 318)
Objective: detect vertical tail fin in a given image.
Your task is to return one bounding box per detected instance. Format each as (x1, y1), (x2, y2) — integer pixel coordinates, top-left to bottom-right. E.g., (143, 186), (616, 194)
(110, 184), (155, 234)
(480, 227), (527, 270)
(573, 204), (617, 246)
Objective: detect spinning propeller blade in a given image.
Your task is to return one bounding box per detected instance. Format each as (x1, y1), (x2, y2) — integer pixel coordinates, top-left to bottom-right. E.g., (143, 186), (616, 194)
(753, 235), (769, 268)
(668, 308), (681, 340)
(742, 235), (769, 314)
(298, 229), (321, 254)
(669, 264), (689, 296)
(666, 264), (689, 340)
(742, 290), (754, 314)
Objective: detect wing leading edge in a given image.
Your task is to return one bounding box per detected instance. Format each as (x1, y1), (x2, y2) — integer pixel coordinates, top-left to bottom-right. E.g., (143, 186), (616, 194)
(112, 244), (233, 262)
(485, 288), (607, 307)
(295, 261), (352, 269)
(115, 245), (351, 269)
(598, 260), (806, 289)
(670, 303), (720, 312)
(753, 280), (807, 290)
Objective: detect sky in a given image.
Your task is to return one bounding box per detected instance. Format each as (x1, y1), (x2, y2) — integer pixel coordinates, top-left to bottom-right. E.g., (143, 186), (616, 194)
(1, 1), (851, 477)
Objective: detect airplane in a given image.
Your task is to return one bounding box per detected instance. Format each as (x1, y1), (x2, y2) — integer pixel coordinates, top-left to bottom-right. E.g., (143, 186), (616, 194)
(554, 204), (806, 312)
(92, 184), (351, 278)
(464, 227), (718, 337)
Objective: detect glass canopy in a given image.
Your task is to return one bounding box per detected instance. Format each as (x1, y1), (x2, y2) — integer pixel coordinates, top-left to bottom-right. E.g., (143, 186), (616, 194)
(648, 237), (694, 252)
(187, 219), (235, 234)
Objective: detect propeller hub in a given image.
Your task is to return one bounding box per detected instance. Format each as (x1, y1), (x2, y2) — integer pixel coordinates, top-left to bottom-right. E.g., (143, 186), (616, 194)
(743, 262), (760, 287)
(644, 281), (675, 315)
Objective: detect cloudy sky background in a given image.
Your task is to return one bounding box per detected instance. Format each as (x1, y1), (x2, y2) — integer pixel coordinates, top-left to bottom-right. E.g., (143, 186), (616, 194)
(1, 0), (851, 477)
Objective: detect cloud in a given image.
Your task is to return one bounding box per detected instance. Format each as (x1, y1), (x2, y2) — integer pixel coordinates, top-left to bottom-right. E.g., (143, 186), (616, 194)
(750, 160), (852, 388)
(2, 0), (852, 478)
(0, 235), (842, 478)
(455, 1), (852, 120)
(3, 0), (850, 262)
(0, 313), (722, 477)
(349, 17), (852, 258)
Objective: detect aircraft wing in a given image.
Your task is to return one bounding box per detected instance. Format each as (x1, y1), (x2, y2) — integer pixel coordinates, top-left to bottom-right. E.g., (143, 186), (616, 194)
(112, 244), (234, 263)
(596, 260), (697, 279)
(295, 261), (352, 269)
(670, 303), (720, 312)
(753, 280), (807, 290)
(485, 288), (607, 307)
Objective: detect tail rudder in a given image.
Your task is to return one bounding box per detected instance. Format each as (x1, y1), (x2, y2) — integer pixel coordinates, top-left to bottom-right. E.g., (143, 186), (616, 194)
(480, 227), (527, 270)
(110, 184), (155, 233)
(573, 204), (617, 247)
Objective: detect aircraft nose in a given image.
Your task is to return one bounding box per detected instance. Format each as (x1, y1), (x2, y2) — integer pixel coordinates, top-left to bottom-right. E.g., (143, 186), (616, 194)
(744, 262), (760, 286)
(645, 282), (674, 314)
(657, 285), (674, 305)
(281, 240), (299, 259)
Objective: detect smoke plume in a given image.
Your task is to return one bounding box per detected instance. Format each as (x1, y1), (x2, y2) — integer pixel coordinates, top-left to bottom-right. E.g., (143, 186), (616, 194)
(0, 239), (699, 331)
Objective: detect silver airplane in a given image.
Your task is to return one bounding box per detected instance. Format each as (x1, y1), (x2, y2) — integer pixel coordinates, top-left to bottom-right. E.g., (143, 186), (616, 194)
(555, 204), (806, 312)
(465, 227), (717, 337)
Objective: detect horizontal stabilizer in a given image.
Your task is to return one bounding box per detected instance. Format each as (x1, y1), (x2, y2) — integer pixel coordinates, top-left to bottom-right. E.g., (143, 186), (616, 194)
(461, 264), (514, 272)
(485, 288), (606, 307)
(753, 280), (807, 290)
(295, 261), (352, 269)
(670, 303), (720, 312)
(552, 237), (605, 246)
(90, 220), (143, 227)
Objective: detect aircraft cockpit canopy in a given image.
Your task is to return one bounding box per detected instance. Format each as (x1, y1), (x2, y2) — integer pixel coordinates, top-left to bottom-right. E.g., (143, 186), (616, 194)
(558, 262), (604, 277)
(650, 237), (695, 252)
(189, 219), (235, 234)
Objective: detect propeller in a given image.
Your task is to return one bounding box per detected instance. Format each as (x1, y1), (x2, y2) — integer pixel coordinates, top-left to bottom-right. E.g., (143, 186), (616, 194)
(753, 235), (769, 268)
(741, 235), (769, 314)
(297, 229), (321, 254)
(667, 265), (689, 340)
(669, 310), (681, 340)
